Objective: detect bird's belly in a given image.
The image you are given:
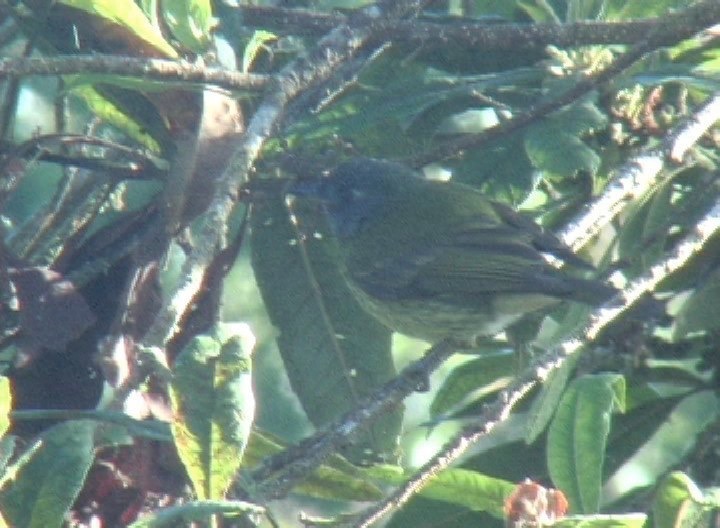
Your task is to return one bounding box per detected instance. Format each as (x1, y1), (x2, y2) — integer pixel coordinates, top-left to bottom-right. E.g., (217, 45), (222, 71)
(347, 282), (552, 343)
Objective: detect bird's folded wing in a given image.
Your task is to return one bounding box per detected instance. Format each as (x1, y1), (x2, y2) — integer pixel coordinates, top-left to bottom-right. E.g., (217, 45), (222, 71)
(351, 237), (574, 301)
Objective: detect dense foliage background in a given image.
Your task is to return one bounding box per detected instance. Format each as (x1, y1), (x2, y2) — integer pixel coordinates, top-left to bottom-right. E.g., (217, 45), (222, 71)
(0, 0), (719, 526)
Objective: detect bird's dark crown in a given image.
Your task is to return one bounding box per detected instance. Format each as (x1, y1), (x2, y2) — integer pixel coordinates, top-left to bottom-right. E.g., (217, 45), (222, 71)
(311, 158), (410, 238)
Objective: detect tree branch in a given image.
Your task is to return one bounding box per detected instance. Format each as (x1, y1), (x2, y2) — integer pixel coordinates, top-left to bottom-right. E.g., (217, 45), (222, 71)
(238, 0), (720, 51)
(0, 55), (270, 92)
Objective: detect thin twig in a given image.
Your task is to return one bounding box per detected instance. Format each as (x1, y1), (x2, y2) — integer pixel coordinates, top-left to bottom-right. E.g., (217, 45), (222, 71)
(411, 37), (657, 165)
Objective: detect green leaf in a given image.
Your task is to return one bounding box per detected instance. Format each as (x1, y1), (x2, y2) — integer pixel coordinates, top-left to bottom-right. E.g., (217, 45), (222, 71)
(367, 465), (515, 519)
(127, 499), (264, 528)
(430, 351), (514, 417)
(525, 353), (580, 443)
(653, 472), (705, 528)
(69, 85), (163, 152)
(650, 469), (720, 528)
(673, 267), (720, 339)
(242, 30), (278, 73)
(604, 391), (719, 502)
(454, 131), (536, 204)
(59, 0), (178, 58)
(160, 0), (216, 53)
(0, 421), (96, 528)
(525, 101), (606, 179)
(250, 194), (401, 463)
(170, 323), (256, 500)
(547, 374), (626, 514)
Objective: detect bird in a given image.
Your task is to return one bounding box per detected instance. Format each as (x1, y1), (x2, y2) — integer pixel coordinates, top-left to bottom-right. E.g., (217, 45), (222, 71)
(288, 157), (617, 344)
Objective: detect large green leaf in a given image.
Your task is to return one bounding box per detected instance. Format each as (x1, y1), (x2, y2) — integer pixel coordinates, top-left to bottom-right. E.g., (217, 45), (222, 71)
(603, 391), (719, 503)
(0, 421), (96, 528)
(170, 323), (256, 500)
(547, 374), (626, 514)
(59, 0), (178, 58)
(525, 353), (580, 444)
(250, 192), (401, 463)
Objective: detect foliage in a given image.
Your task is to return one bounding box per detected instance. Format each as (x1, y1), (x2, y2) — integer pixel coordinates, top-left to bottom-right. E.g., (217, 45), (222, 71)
(0, 0), (719, 526)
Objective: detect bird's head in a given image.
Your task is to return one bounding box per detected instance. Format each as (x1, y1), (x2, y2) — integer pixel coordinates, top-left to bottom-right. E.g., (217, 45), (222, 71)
(288, 158), (407, 238)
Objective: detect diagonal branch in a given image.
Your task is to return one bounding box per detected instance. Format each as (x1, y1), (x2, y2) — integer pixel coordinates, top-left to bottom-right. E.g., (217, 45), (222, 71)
(562, 92), (720, 251)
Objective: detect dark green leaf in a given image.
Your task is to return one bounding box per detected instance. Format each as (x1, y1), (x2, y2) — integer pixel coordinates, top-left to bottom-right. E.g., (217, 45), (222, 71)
(250, 195), (401, 463)
(525, 101), (606, 179)
(673, 267), (720, 339)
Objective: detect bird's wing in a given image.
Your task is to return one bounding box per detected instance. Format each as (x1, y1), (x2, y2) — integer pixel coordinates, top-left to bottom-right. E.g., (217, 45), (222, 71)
(349, 225), (575, 301)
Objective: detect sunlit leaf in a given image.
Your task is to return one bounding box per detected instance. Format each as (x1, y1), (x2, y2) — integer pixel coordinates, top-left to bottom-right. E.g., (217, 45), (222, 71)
(59, 0), (178, 57)
(170, 323), (256, 500)
(0, 378), (11, 439)
(242, 30), (278, 73)
(160, 0), (216, 53)
(69, 85), (163, 152)
(367, 465), (515, 519)
(0, 421), (96, 528)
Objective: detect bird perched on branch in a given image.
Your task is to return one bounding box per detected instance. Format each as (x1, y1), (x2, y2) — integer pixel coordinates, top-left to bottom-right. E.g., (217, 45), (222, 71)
(288, 157), (617, 344)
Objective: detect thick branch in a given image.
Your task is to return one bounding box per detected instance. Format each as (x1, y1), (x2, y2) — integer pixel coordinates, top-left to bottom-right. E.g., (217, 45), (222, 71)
(239, 1), (720, 50)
